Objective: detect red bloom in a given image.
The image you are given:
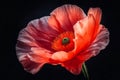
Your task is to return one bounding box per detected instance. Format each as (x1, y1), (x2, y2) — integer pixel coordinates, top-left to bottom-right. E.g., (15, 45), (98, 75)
(16, 4), (109, 75)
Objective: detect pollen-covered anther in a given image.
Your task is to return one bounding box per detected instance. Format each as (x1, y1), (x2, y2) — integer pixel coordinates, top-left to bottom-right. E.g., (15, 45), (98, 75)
(52, 31), (74, 51)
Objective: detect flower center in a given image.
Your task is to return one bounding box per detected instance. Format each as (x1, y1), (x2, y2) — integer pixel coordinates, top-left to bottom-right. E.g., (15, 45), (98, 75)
(52, 31), (74, 51)
(62, 37), (70, 45)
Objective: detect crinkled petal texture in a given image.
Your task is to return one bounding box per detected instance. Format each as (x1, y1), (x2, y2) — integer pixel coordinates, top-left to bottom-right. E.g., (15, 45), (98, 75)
(16, 17), (57, 74)
(48, 4), (86, 32)
(16, 4), (109, 75)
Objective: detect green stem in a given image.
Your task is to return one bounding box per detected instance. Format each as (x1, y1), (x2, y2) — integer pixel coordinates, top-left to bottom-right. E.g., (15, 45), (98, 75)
(82, 63), (89, 80)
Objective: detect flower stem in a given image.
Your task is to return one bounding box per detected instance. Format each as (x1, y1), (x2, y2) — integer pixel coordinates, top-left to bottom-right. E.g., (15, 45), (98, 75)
(82, 63), (89, 80)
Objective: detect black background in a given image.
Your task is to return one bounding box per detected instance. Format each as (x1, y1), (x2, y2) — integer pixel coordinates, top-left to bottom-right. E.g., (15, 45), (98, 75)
(1, 0), (120, 80)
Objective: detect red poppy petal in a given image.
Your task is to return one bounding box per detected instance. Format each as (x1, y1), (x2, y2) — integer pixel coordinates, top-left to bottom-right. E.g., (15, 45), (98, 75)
(19, 55), (45, 74)
(27, 17), (59, 50)
(16, 46), (52, 74)
(50, 51), (73, 62)
(16, 16), (56, 74)
(61, 57), (84, 75)
(17, 16), (58, 51)
(29, 47), (52, 63)
(88, 8), (102, 40)
(77, 25), (109, 61)
(48, 15), (64, 33)
(88, 8), (102, 26)
(48, 4), (86, 31)
(73, 14), (96, 55)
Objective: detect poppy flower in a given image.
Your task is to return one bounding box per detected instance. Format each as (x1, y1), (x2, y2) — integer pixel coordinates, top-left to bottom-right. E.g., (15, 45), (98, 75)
(16, 4), (109, 75)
